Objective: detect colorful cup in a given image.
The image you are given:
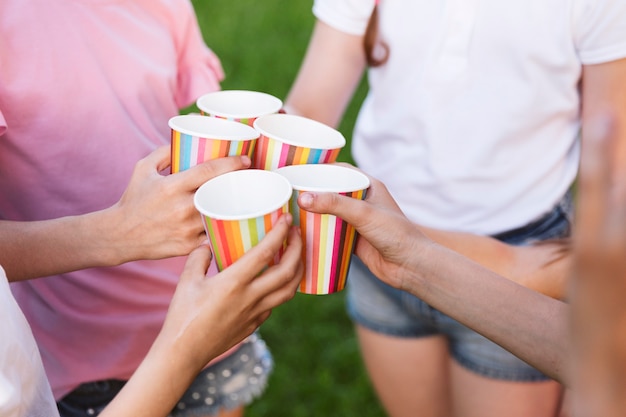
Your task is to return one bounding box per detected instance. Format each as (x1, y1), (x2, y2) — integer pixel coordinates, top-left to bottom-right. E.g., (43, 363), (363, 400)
(194, 169), (293, 271)
(196, 90), (283, 127)
(169, 114), (259, 173)
(275, 164), (370, 295)
(252, 113), (346, 171)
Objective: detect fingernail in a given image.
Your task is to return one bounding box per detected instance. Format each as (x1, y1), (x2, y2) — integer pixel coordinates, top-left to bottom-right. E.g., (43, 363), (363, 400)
(241, 155), (251, 167)
(299, 192), (314, 207)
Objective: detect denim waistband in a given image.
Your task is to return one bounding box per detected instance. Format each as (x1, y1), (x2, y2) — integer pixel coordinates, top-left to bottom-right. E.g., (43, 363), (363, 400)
(490, 190), (573, 242)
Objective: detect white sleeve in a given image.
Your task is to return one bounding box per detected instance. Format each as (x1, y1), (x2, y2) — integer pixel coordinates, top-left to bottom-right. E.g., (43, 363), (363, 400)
(0, 269), (59, 417)
(573, 0), (626, 64)
(312, 0), (375, 35)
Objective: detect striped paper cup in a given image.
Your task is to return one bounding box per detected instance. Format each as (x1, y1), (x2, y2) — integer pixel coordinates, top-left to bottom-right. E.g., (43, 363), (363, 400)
(194, 169), (292, 271)
(196, 90), (283, 127)
(252, 113), (345, 171)
(169, 114), (259, 173)
(275, 164), (370, 295)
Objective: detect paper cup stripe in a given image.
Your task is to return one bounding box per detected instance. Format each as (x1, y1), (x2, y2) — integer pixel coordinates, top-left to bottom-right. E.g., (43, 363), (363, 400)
(171, 130), (181, 173)
(173, 134), (255, 173)
(202, 206), (287, 271)
(318, 213), (332, 294)
(253, 135), (342, 170)
(329, 215), (346, 293)
(294, 188), (368, 294)
(239, 117), (254, 127)
(209, 114), (255, 127)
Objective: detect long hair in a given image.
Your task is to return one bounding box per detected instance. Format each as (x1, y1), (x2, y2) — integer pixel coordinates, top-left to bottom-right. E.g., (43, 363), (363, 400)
(363, 5), (389, 67)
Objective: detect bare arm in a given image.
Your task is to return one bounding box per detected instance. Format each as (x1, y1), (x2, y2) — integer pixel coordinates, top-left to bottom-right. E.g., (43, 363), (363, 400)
(100, 215), (304, 417)
(581, 57), (626, 184)
(283, 20), (366, 128)
(298, 175), (570, 383)
(569, 61), (626, 417)
(285, 20), (572, 298)
(0, 146), (251, 281)
(417, 225), (571, 300)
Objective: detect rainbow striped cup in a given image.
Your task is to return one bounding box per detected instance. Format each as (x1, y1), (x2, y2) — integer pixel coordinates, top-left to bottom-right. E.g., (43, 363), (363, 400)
(194, 169), (293, 271)
(252, 113), (345, 171)
(196, 90), (283, 127)
(275, 164), (370, 295)
(169, 114), (259, 173)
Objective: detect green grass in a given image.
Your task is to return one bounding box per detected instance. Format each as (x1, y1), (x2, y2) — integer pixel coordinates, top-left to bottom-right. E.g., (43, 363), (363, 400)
(189, 1), (383, 416)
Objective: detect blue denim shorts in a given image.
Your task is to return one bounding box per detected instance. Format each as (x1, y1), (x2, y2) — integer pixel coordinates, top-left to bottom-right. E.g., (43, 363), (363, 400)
(346, 192), (573, 381)
(57, 332), (273, 417)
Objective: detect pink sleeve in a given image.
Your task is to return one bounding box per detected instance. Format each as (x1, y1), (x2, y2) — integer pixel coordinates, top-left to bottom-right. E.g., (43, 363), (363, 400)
(174, 1), (225, 108)
(0, 110), (6, 137)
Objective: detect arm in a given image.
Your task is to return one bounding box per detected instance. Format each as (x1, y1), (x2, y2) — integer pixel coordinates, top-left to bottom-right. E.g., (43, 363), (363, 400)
(0, 146), (251, 281)
(417, 224), (571, 300)
(284, 21), (573, 297)
(570, 74), (626, 416)
(298, 174), (570, 383)
(283, 20), (366, 128)
(100, 215), (303, 417)
(581, 57), (626, 185)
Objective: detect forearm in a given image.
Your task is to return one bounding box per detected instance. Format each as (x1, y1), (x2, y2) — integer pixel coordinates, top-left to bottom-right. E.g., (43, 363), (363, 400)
(419, 225), (571, 299)
(99, 338), (201, 417)
(404, 240), (570, 383)
(0, 208), (124, 281)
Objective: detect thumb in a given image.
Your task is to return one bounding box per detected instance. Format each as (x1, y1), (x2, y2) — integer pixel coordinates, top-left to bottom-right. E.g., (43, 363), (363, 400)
(180, 243), (214, 282)
(298, 192), (368, 229)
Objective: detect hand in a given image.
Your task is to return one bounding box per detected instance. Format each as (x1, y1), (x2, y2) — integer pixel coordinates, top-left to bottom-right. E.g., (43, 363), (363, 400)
(99, 214), (303, 417)
(105, 146), (251, 264)
(298, 171), (432, 291)
(156, 213), (304, 370)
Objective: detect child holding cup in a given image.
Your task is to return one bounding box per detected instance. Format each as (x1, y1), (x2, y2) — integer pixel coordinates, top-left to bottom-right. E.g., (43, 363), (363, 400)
(283, 0), (626, 415)
(0, 174), (304, 416)
(0, 2), (279, 416)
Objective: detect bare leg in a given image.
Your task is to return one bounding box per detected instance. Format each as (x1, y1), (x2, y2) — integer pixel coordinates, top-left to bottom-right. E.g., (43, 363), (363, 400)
(356, 325), (451, 417)
(450, 360), (562, 417)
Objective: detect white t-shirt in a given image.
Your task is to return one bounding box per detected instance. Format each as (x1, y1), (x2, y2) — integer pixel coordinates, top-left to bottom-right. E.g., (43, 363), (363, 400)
(0, 267), (59, 417)
(314, 0), (626, 234)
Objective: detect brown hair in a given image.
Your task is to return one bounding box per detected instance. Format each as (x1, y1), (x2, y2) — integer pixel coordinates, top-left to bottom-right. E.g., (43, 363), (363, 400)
(363, 5), (389, 67)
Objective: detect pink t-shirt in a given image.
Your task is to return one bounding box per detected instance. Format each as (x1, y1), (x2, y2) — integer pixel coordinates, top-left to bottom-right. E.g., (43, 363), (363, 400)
(0, 0), (224, 399)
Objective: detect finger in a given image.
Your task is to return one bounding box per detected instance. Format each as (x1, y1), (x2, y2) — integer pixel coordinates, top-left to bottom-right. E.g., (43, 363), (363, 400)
(298, 191), (374, 231)
(180, 243), (213, 283)
(173, 155), (252, 190)
(250, 227), (304, 309)
(135, 146), (171, 174)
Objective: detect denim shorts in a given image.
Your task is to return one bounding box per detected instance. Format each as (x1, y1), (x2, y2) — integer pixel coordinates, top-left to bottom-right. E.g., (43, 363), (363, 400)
(346, 191), (573, 381)
(56, 332), (273, 417)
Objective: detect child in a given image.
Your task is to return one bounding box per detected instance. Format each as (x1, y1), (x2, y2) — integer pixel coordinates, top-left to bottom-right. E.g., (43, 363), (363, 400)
(0, 1), (275, 416)
(284, 0), (626, 415)
(1, 201), (303, 417)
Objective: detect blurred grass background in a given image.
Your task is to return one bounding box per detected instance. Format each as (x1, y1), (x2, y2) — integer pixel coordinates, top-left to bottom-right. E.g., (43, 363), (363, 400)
(189, 1), (385, 416)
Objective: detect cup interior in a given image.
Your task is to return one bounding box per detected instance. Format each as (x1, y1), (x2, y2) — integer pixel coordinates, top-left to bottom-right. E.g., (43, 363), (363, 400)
(253, 114), (346, 149)
(275, 164), (370, 193)
(196, 90), (283, 119)
(169, 114), (259, 140)
(194, 169), (293, 220)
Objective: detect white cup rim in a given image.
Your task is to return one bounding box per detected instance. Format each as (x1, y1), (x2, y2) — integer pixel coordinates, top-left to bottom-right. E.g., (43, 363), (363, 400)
(196, 90), (283, 119)
(169, 114), (260, 140)
(275, 164), (370, 193)
(194, 169), (293, 220)
(253, 113), (346, 149)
